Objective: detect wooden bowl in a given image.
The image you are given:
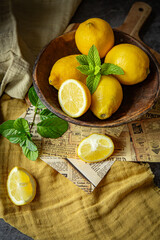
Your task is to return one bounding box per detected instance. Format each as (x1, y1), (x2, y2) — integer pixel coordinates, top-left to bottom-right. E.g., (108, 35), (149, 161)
(33, 29), (160, 127)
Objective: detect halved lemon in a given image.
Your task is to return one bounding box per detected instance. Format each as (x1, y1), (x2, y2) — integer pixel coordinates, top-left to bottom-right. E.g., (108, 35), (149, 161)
(7, 166), (36, 206)
(58, 79), (91, 118)
(77, 133), (114, 163)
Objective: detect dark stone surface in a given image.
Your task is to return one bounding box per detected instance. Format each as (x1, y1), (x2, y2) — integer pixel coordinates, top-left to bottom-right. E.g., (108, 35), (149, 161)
(1, 0), (160, 239)
(71, 0), (160, 52)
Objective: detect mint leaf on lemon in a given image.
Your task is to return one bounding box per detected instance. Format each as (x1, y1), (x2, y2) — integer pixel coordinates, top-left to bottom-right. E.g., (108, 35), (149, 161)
(101, 63), (124, 75)
(94, 65), (101, 75)
(87, 73), (101, 94)
(76, 45), (124, 94)
(76, 54), (88, 65)
(87, 45), (101, 67)
(76, 65), (93, 75)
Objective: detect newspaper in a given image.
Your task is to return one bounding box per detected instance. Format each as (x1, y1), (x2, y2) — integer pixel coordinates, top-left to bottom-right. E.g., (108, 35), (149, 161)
(109, 124), (137, 162)
(24, 105), (126, 193)
(128, 118), (160, 162)
(22, 94), (160, 192)
(41, 123), (124, 160)
(127, 96), (160, 162)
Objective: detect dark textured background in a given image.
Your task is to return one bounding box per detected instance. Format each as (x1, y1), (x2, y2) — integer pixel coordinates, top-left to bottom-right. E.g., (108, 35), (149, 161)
(0, 0), (160, 239)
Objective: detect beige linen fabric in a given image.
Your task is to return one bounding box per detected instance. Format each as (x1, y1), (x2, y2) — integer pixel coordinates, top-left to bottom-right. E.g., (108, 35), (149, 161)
(0, 0), (82, 99)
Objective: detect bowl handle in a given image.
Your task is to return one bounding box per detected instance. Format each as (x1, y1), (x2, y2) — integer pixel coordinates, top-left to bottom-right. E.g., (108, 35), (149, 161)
(117, 2), (151, 40)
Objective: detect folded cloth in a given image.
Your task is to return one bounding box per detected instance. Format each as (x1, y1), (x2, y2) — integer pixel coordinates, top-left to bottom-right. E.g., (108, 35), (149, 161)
(0, 0), (82, 99)
(0, 94), (160, 240)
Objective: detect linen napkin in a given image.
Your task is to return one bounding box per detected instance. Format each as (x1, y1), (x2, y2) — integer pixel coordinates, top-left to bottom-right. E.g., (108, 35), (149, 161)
(0, 0), (82, 99)
(0, 94), (160, 240)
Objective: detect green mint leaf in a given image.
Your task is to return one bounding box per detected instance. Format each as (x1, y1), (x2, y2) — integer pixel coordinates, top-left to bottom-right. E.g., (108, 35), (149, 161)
(6, 132), (27, 144)
(76, 55), (88, 65)
(77, 65), (94, 75)
(4, 130), (26, 144)
(37, 117), (68, 138)
(86, 75), (95, 94)
(19, 139), (27, 147)
(14, 118), (30, 135)
(86, 73), (101, 94)
(101, 63), (124, 75)
(28, 86), (46, 109)
(40, 109), (57, 121)
(25, 138), (38, 152)
(94, 65), (101, 75)
(0, 120), (15, 133)
(22, 146), (38, 161)
(0, 120), (26, 144)
(87, 45), (101, 68)
(1, 128), (27, 144)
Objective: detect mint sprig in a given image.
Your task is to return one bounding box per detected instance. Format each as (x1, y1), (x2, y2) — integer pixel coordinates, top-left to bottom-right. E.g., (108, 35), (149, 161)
(40, 109), (57, 121)
(0, 118), (38, 161)
(76, 65), (93, 75)
(0, 86), (68, 161)
(37, 117), (68, 138)
(22, 146), (39, 161)
(87, 45), (101, 67)
(28, 86), (46, 109)
(76, 54), (88, 65)
(76, 45), (124, 94)
(101, 63), (124, 75)
(86, 73), (101, 95)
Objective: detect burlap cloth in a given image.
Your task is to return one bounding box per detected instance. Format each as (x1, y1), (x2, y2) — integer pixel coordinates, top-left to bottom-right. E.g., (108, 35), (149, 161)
(1, 95), (160, 239)
(0, 0), (82, 98)
(0, 1), (160, 239)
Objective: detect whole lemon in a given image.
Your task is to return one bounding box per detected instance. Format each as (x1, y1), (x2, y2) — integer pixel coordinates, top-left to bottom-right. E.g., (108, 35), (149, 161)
(90, 75), (123, 119)
(75, 18), (114, 58)
(49, 54), (86, 90)
(105, 43), (150, 85)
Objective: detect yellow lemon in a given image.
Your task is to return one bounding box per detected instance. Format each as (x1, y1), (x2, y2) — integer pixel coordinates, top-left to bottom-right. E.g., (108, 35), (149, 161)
(105, 43), (150, 85)
(90, 75), (123, 119)
(58, 79), (91, 118)
(49, 54), (86, 90)
(77, 133), (114, 163)
(75, 18), (114, 58)
(7, 166), (36, 206)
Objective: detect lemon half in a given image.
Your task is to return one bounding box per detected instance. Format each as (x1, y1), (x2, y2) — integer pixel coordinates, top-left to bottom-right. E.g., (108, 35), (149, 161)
(77, 133), (114, 163)
(7, 166), (36, 206)
(58, 79), (91, 118)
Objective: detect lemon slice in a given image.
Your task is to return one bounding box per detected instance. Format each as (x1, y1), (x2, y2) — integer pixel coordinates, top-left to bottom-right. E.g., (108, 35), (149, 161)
(7, 166), (36, 206)
(77, 134), (114, 163)
(58, 79), (91, 118)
